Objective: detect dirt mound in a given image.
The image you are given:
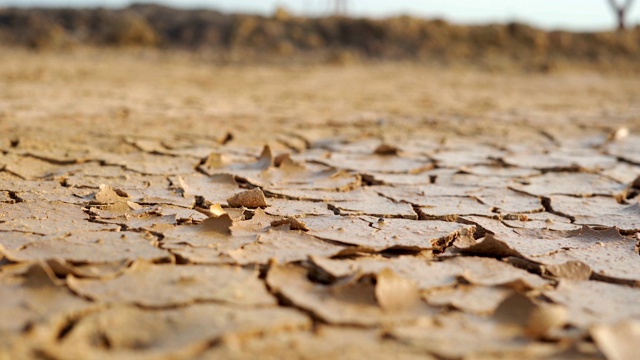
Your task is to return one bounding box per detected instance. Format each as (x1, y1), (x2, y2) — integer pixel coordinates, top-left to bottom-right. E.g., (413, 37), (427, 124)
(1, 4), (639, 69)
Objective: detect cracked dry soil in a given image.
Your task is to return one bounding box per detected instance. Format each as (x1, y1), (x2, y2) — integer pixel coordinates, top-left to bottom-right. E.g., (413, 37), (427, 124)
(1, 49), (640, 359)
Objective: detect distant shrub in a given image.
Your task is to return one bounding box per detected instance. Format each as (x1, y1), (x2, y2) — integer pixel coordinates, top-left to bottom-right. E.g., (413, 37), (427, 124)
(105, 12), (157, 46)
(28, 23), (68, 49)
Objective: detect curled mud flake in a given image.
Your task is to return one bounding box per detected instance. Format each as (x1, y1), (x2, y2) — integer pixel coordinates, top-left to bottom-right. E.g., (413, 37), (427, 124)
(67, 262), (276, 307)
(255, 145), (274, 169)
(90, 184), (141, 212)
(270, 217), (309, 231)
(424, 285), (513, 315)
(455, 233), (523, 258)
(526, 304), (568, 340)
(49, 303), (311, 359)
(201, 152), (227, 170)
(200, 214), (234, 235)
(200, 146), (273, 176)
(373, 143), (400, 156)
(171, 173), (239, 205)
(542, 261), (592, 281)
(453, 257), (551, 290)
(266, 264), (436, 326)
(93, 185), (128, 201)
(591, 321), (640, 360)
(46, 258), (132, 278)
(125, 201), (142, 210)
(176, 176), (192, 194)
(375, 268), (420, 311)
(19, 260), (64, 287)
(493, 292), (568, 339)
(224, 207), (247, 221)
(273, 153), (296, 167)
(492, 292), (538, 324)
(606, 127), (630, 142)
(451, 230), (478, 248)
(196, 204), (227, 217)
(231, 209), (279, 235)
(227, 188), (268, 208)
(544, 281), (640, 329)
(202, 203), (227, 218)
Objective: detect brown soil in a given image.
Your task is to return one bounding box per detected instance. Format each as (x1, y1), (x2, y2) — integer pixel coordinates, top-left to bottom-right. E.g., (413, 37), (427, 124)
(0, 48), (639, 359)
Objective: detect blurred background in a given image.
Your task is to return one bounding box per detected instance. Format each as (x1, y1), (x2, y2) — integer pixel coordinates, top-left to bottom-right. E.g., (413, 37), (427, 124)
(0, 1), (639, 70)
(2, 0), (639, 30)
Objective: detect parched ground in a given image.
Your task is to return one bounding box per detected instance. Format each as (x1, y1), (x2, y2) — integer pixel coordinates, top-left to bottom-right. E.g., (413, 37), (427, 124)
(1, 48), (640, 359)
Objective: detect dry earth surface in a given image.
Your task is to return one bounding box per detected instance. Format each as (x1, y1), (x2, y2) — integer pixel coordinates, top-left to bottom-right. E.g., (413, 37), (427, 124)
(1, 48), (640, 359)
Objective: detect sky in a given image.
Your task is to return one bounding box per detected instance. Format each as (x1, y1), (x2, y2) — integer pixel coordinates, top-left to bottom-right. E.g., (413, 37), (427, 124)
(1, 0), (639, 31)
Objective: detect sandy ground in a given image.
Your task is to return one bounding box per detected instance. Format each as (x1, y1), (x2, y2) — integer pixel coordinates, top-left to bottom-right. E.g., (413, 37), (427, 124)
(1, 48), (640, 359)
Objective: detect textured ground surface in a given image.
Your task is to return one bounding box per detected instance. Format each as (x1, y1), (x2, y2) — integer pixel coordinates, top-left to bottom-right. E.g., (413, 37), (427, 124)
(1, 49), (640, 359)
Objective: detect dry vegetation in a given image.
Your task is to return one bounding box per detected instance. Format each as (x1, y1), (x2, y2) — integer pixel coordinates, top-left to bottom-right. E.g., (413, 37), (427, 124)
(1, 4), (640, 70)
